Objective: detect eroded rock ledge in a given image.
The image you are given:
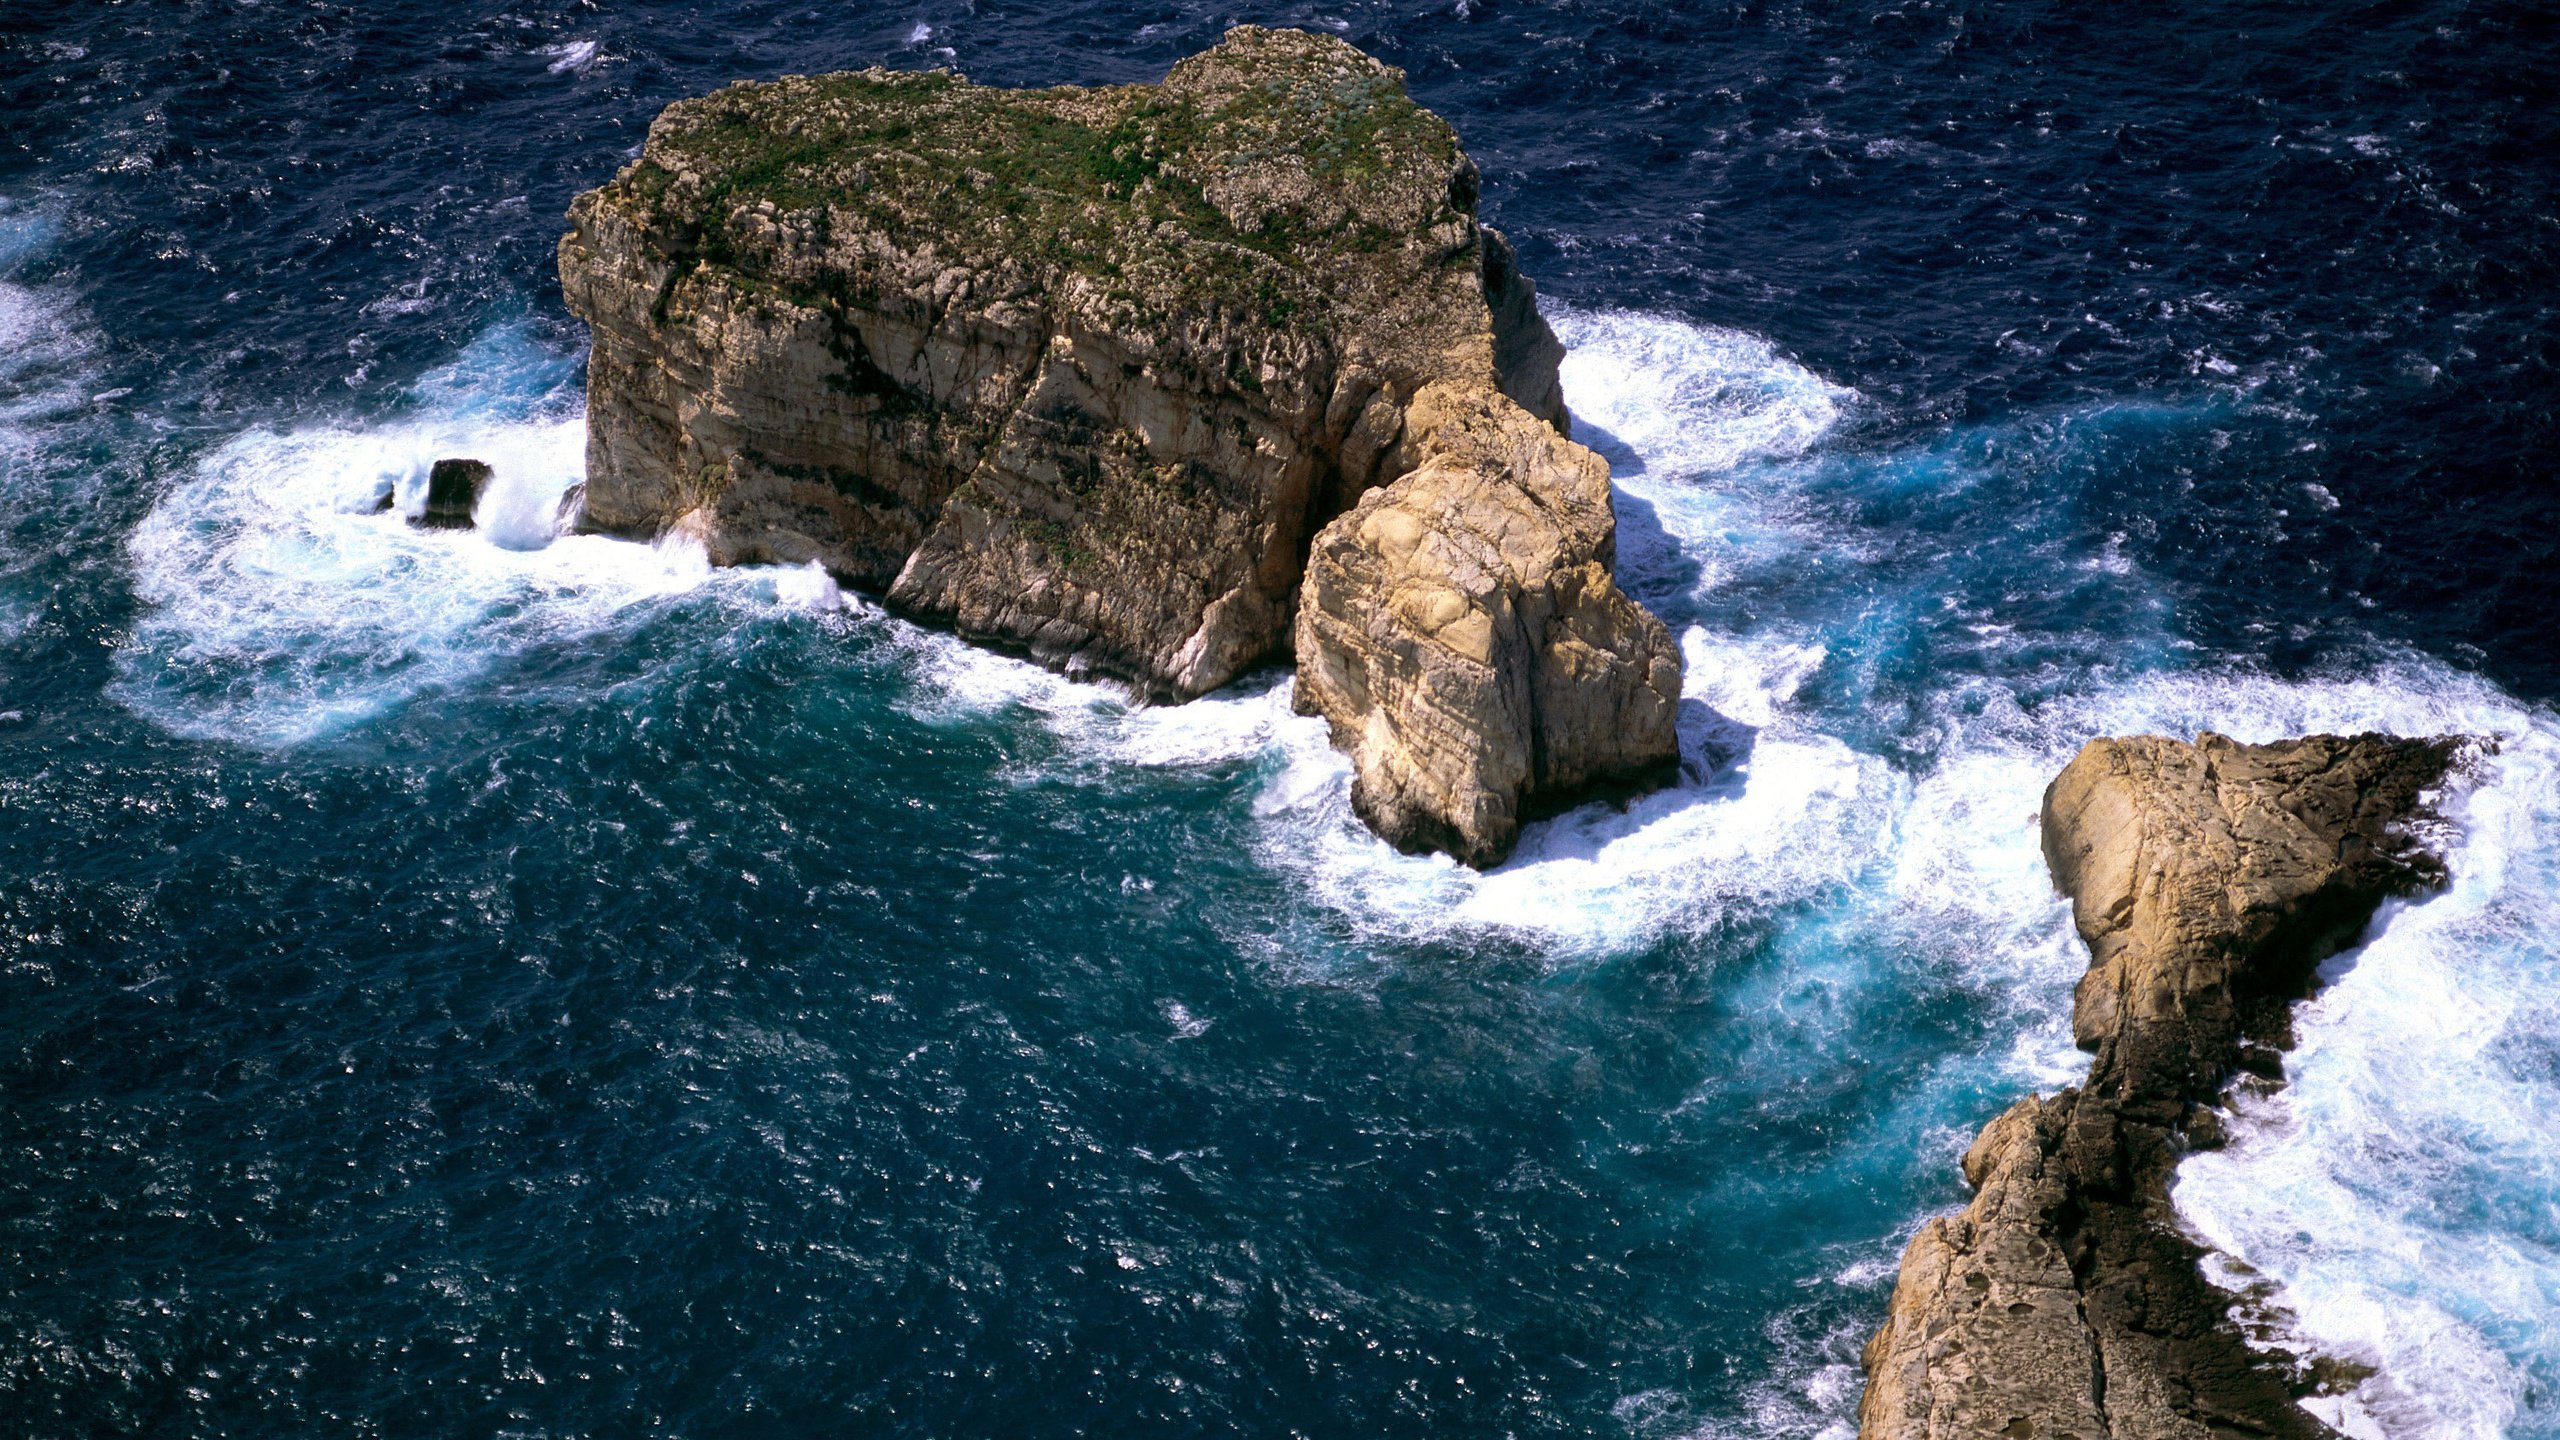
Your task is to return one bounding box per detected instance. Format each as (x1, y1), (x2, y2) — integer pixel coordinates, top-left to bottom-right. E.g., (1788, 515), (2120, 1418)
(1859, 732), (2463, 1440)
(558, 26), (1678, 864)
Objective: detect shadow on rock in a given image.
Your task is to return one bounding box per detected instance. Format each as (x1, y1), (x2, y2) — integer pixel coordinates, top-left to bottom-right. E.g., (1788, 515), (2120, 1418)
(1570, 413), (1647, 477)
(1678, 696), (1756, 790)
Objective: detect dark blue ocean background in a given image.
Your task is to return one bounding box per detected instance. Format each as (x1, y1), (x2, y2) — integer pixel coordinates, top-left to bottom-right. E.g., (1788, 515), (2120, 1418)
(3, 2), (2557, 1436)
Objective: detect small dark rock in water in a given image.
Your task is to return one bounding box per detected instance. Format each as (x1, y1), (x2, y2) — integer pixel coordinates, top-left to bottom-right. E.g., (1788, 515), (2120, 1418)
(413, 458), (491, 530)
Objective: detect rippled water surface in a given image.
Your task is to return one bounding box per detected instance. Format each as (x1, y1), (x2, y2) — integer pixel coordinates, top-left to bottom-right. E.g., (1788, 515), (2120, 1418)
(2, 2), (2556, 1436)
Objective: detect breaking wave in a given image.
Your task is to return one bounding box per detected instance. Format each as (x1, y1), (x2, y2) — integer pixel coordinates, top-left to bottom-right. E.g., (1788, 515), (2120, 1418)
(109, 327), (842, 746)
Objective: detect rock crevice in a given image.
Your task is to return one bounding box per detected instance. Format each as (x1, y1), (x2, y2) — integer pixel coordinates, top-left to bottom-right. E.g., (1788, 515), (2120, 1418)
(560, 26), (1677, 863)
(1858, 732), (2463, 1440)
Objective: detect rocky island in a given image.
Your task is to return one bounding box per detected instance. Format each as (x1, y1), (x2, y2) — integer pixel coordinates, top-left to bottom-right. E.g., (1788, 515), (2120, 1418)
(1859, 732), (2463, 1440)
(558, 27), (1680, 865)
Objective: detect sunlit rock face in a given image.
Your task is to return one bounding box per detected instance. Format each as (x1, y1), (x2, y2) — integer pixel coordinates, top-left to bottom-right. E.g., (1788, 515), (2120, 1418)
(1858, 732), (2463, 1440)
(560, 25), (1678, 863)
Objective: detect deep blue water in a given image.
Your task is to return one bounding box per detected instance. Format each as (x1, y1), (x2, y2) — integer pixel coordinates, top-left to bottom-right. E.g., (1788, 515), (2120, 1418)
(3, 3), (2557, 1437)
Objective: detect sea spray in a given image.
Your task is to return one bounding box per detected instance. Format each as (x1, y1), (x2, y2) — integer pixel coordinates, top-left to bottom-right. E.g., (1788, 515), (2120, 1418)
(2178, 715), (2560, 1440)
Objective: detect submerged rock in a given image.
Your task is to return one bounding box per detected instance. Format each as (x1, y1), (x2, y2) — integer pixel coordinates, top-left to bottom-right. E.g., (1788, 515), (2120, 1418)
(558, 25), (1678, 863)
(1858, 732), (2463, 1440)
(413, 457), (492, 530)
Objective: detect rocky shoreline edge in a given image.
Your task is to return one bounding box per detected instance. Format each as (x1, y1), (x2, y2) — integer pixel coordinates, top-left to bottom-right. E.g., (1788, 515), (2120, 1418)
(1858, 732), (2467, 1440)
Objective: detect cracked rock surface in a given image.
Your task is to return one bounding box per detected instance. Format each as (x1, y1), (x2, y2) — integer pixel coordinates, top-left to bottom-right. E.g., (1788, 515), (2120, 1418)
(558, 24), (1677, 863)
(1292, 381), (1680, 867)
(1858, 732), (2462, 1440)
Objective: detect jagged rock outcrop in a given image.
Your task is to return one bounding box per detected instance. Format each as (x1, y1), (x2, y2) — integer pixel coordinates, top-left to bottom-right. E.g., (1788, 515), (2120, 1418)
(559, 25), (1677, 863)
(1294, 383), (1681, 865)
(1860, 732), (2463, 1440)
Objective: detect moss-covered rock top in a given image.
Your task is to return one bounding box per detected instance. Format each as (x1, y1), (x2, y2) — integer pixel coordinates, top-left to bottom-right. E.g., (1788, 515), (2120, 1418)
(600, 26), (1483, 342)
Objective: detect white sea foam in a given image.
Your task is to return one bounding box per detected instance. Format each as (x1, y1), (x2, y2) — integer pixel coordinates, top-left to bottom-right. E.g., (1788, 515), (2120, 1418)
(876, 619), (1298, 771)
(1549, 307), (1850, 478)
(832, 615), (1907, 974)
(108, 332), (842, 745)
(1251, 628), (1902, 954)
(1548, 306), (1868, 605)
(2172, 696), (2560, 1440)
(540, 39), (601, 74)
(867, 612), (1911, 958)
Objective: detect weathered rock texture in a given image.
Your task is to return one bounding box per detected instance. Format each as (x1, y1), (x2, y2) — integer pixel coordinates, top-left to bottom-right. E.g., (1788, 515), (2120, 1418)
(1294, 383), (1681, 865)
(1860, 732), (2462, 1440)
(559, 25), (1676, 863)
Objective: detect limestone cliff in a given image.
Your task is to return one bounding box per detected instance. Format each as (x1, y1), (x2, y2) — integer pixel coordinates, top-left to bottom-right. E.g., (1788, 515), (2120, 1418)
(1859, 732), (2462, 1440)
(1294, 383), (1681, 866)
(559, 25), (1677, 862)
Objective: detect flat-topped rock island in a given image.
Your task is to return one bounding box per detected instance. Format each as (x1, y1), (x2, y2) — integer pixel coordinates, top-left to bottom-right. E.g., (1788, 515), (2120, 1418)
(559, 26), (1680, 865)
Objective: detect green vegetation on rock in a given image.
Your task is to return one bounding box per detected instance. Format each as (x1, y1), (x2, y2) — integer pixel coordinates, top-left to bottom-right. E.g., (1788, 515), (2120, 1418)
(601, 28), (1471, 336)
(560, 26), (1676, 864)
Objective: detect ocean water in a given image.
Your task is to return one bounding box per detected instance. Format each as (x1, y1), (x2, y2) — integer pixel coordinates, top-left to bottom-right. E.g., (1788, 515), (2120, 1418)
(2, 2), (2555, 1436)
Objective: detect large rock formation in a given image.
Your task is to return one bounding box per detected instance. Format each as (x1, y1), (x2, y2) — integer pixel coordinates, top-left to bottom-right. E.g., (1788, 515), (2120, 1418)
(1860, 732), (2462, 1440)
(559, 27), (1678, 863)
(1294, 382), (1680, 865)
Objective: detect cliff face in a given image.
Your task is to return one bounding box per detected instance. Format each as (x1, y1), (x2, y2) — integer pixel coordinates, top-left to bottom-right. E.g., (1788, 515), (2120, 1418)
(1294, 383), (1681, 866)
(1860, 733), (2461, 1440)
(559, 26), (1677, 862)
